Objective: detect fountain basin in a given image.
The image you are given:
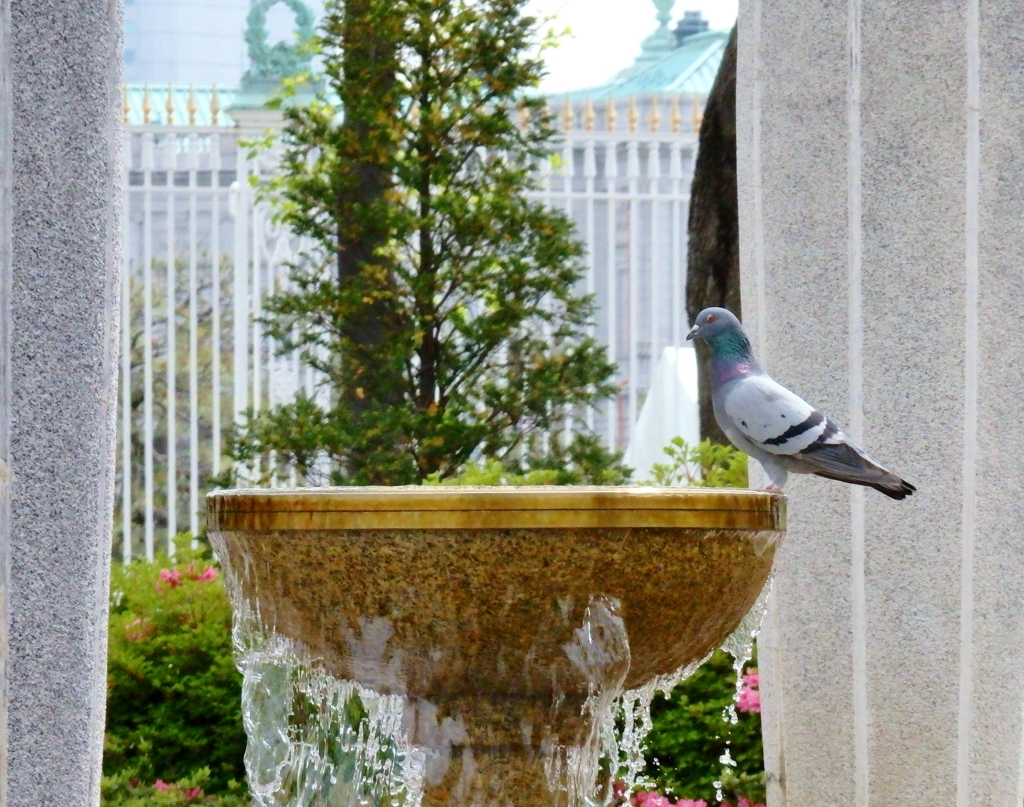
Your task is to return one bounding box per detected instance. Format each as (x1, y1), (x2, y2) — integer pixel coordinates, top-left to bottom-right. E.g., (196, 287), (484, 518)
(208, 486), (784, 807)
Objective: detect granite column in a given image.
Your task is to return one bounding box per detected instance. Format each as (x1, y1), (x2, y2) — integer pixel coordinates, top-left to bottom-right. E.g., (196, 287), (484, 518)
(738, 1), (1024, 804)
(2, 0), (123, 804)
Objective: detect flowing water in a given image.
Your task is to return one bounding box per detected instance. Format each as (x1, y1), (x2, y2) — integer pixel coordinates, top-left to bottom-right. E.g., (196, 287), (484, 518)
(212, 531), (775, 807)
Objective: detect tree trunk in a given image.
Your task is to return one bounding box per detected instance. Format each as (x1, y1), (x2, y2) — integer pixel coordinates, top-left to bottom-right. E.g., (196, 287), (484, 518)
(685, 24), (739, 446)
(336, 0), (408, 480)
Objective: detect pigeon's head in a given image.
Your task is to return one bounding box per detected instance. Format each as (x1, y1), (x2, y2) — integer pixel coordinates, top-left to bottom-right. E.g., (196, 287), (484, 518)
(686, 307), (745, 347)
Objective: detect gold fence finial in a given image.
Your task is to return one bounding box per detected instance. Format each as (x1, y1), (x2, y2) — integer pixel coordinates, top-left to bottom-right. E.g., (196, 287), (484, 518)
(210, 85), (220, 126)
(142, 83), (152, 125)
(165, 84), (175, 125)
(648, 93), (661, 132)
(605, 95), (617, 131)
(187, 85), (198, 126)
(561, 94), (574, 131)
(670, 94), (682, 133)
(691, 93), (703, 133)
(627, 95), (638, 133)
(122, 85), (130, 125)
(582, 96), (595, 131)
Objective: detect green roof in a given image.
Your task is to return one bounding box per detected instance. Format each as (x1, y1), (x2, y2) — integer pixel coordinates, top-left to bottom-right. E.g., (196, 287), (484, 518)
(566, 29), (729, 100)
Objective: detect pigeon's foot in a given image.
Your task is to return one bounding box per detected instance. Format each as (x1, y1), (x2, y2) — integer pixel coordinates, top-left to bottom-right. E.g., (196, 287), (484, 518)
(764, 482), (783, 492)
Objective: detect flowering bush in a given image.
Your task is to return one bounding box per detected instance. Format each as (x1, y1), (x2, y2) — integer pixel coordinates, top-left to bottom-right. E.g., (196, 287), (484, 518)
(637, 649), (764, 806)
(100, 767), (249, 806)
(103, 537), (247, 801)
(611, 781), (765, 807)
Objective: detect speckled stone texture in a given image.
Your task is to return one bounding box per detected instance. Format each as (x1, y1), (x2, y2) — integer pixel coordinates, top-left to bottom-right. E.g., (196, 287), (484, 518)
(6, 1), (122, 805)
(738, 1), (1024, 805)
(0, 0), (11, 800)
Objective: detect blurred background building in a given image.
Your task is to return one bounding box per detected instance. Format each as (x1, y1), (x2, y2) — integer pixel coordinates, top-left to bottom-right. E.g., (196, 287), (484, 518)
(122, 0), (325, 85)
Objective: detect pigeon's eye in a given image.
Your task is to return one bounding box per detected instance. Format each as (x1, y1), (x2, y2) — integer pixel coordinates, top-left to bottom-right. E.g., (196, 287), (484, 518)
(706, 314), (716, 323)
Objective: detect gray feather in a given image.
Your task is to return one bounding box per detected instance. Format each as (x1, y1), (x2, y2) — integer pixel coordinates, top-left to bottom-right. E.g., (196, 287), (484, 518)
(713, 375), (915, 500)
(789, 441), (917, 501)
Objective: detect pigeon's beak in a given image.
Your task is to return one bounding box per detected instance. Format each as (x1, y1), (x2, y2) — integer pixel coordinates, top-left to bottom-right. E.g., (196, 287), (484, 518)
(686, 325), (699, 342)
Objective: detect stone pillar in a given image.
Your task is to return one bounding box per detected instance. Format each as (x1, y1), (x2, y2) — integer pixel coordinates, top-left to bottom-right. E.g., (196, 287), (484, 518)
(2, 0), (123, 805)
(738, 1), (1024, 805)
(0, 0), (12, 801)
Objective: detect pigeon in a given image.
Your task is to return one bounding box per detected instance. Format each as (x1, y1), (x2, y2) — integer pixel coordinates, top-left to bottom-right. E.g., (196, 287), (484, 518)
(686, 307), (915, 500)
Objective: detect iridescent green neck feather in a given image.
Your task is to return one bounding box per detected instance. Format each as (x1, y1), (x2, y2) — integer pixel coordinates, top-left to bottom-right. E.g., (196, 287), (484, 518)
(708, 329), (760, 386)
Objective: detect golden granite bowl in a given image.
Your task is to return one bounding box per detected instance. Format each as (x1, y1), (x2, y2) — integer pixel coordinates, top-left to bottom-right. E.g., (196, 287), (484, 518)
(208, 486), (784, 807)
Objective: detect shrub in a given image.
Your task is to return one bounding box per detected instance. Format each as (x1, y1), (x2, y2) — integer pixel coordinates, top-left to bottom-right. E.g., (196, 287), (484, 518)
(104, 538), (247, 798)
(641, 651), (763, 805)
(643, 437), (748, 489)
(101, 768), (250, 806)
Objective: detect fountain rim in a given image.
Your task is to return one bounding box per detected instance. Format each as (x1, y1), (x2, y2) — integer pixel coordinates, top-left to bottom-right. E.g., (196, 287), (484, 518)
(207, 485), (786, 532)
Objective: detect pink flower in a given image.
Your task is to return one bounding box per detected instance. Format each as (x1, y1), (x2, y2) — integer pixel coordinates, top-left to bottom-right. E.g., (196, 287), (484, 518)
(153, 780), (170, 791)
(615, 784), (706, 807)
(159, 568), (182, 588)
(631, 791), (671, 807)
(737, 686), (761, 713)
(184, 786), (203, 801)
(124, 618), (147, 642)
(195, 565), (218, 582)
(737, 666), (761, 713)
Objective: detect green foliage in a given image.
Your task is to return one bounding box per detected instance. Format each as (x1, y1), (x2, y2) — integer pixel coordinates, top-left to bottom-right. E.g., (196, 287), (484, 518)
(101, 768), (250, 806)
(424, 458), (560, 486)
(424, 433), (631, 486)
(718, 767), (766, 807)
(225, 0), (621, 487)
(642, 650), (762, 804)
(644, 437), (748, 489)
(104, 538), (247, 798)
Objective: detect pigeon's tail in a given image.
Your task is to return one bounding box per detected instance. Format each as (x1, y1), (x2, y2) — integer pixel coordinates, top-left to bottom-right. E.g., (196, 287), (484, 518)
(795, 441), (916, 500)
(865, 474), (917, 501)
(815, 469), (921, 501)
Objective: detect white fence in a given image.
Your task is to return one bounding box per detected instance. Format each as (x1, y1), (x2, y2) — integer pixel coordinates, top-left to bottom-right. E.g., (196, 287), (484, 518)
(115, 89), (702, 561)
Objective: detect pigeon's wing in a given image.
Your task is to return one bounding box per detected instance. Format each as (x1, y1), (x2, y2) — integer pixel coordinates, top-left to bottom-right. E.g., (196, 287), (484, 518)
(723, 375), (916, 500)
(722, 375), (839, 456)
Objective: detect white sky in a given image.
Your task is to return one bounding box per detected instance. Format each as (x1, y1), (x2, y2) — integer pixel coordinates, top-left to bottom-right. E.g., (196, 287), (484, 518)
(524, 0), (738, 93)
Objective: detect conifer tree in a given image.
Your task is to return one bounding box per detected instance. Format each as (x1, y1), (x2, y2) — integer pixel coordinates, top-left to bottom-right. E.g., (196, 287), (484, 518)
(227, 0), (628, 485)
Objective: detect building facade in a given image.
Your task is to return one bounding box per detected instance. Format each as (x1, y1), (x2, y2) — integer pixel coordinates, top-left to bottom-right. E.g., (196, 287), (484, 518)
(123, 0), (325, 86)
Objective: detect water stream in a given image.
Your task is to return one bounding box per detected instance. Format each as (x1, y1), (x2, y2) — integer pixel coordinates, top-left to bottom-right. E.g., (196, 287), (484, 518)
(211, 528), (776, 807)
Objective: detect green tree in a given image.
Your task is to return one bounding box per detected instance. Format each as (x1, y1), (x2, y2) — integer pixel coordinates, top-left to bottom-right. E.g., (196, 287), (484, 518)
(225, 0), (626, 486)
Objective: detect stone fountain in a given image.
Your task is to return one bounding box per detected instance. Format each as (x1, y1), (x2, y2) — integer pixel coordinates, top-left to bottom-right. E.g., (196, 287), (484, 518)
(208, 486), (784, 807)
